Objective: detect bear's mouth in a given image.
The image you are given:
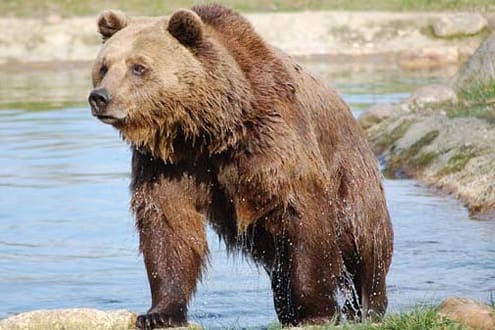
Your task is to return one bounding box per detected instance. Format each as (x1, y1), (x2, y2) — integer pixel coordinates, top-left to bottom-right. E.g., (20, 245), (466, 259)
(96, 114), (122, 125)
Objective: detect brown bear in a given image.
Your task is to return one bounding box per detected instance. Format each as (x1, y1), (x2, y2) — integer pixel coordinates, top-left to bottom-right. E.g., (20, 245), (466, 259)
(88, 4), (393, 329)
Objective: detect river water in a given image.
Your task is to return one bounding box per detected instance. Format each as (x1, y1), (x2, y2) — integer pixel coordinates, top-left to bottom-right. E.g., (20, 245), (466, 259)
(0, 61), (494, 328)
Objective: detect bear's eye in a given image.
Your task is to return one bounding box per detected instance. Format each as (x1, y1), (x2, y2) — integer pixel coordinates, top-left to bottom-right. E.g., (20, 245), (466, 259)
(131, 64), (147, 77)
(99, 64), (108, 77)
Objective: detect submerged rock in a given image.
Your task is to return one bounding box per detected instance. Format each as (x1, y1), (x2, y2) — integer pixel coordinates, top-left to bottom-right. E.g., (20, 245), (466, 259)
(431, 13), (488, 38)
(0, 309), (201, 330)
(437, 297), (495, 330)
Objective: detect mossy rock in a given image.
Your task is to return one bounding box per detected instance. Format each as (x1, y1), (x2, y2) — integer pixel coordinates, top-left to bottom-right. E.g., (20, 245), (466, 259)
(437, 147), (478, 176)
(371, 119), (413, 155)
(385, 130), (439, 178)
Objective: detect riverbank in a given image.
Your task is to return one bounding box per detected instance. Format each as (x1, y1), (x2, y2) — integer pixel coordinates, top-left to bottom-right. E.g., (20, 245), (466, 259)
(2, 0), (494, 18)
(359, 34), (495, 219)
(1, 297), (493, 330)
(0, 10), (492, 65)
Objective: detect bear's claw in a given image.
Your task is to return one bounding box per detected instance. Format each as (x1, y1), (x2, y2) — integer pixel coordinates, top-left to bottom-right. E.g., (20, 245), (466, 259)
(136, 312), (186, 330)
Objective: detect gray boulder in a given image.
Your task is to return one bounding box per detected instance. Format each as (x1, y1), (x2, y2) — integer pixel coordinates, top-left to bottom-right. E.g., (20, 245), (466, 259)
(432, 13), (487, 38)
(454, 34), (495, 92)
(404, 84), (457, 109)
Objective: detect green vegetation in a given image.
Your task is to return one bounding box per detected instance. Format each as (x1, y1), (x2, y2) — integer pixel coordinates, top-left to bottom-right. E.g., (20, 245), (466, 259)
(374, 119), (413, 155)
(454, 105), (495, 124)
(438, 146), (477, 176)
(414, 151), (439, 167)
(448, 80), (495, 124)
(405, 130), (439, 161)
(385, 130), (440, 178)
(458, 80), (495, 104)
(0, 0), (493, 17)
(376, 306), (465, 330)
(266, 306), (464, 330)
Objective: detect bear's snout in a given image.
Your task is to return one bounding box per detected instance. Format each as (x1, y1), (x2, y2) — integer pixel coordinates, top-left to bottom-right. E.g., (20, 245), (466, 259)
(89, 88), (111, 117)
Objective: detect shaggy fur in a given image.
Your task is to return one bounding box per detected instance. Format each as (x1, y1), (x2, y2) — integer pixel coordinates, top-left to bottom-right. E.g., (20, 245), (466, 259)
(90, 5), (393, 329)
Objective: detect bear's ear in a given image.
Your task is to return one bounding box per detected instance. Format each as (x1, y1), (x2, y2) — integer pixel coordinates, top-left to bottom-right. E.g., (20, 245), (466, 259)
(167, 9), (203, 47)
(97, 10), (129, 42)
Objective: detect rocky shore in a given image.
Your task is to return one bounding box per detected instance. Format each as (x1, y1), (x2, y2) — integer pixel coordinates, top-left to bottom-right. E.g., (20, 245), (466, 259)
(1, 298), (493, 330)
(359, 34), (495, 218)
(0, 11), (492, 66)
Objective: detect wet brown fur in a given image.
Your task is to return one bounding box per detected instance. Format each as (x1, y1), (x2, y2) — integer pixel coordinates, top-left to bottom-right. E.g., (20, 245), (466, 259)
(91, 4), (393, 328)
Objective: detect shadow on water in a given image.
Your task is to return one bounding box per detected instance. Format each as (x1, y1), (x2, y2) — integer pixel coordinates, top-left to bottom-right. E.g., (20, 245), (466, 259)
(0, 61), (493, 328)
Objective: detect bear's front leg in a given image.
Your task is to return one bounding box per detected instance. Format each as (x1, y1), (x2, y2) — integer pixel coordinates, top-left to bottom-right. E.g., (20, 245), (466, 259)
(133, 177), (208, 330)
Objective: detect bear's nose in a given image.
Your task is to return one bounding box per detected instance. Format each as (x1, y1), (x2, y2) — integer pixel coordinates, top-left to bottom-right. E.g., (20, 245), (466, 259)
(88, 88), (111, 115)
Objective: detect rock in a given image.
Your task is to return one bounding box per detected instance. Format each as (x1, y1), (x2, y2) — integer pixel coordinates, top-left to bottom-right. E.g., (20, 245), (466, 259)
(364, 113), (495, 215)
(362, 30), (495, 216)
(485, 12), (495, 31)
(0, 309), (136, 330)
(403, 84), (457, 109)
(398, 47), (459, 69)
(0, 309), (203, 330)
(358, 103), (395, 130)
(454, 34), (495, 92)
(437, 297), (495, 330)
(431, 13), (488, 38)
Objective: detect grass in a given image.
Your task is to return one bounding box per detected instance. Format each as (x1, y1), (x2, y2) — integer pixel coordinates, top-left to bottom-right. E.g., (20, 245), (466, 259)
(447, 80), (495, 124)
(0, 0), (494, 17)
(458, 80), (495, 104)
(266, 305), (465, 330)
(376, 306), (465, 330)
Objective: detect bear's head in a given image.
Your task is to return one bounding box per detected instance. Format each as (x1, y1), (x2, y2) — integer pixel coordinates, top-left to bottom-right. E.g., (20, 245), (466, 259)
(89, 9), (248, 163)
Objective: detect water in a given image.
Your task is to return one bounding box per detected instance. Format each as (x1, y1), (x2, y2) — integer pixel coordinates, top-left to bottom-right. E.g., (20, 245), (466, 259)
(0, 62), (494, 329)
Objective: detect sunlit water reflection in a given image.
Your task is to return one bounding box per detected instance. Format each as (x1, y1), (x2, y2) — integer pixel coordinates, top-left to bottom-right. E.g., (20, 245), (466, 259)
(0, 62), (493, 328)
